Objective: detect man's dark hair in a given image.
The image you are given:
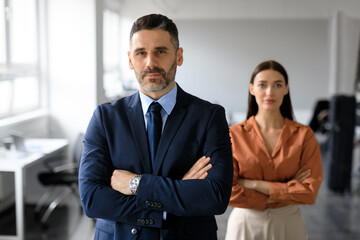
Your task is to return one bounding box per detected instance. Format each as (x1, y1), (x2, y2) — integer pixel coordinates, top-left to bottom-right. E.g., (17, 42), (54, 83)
(130, 14), (179, 49)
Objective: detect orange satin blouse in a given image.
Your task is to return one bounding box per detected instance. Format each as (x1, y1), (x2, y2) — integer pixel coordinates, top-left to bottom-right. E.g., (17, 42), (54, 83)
(229, 116), (323, 211)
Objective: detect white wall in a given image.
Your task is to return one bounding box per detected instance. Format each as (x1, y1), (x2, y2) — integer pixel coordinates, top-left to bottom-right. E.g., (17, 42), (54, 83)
(335, 14), (360, 94)
(175, 19), (330, 117)
(40, 0), (360, 140)
(118, 0), (360, 124)
(120, 0), (360, 20)
(47, 0), (97, 142)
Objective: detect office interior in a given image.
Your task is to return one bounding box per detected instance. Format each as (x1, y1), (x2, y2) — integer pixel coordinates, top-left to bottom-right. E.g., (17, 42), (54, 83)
(1, 0), (360, 239)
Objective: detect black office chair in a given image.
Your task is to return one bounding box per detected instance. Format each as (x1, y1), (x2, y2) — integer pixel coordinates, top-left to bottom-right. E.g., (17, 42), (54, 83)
(34, 133), (84, 227)
(309, 99), (330, 133)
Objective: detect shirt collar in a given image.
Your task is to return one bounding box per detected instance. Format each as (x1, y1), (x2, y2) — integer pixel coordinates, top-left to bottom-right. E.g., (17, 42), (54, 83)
(139, 84), (177, 116)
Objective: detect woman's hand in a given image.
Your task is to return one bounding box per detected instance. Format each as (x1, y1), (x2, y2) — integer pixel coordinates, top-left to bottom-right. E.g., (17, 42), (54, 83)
(239, 179), (270, 195)
(238, 179), (256, 190)
(182, 156), (212, 180)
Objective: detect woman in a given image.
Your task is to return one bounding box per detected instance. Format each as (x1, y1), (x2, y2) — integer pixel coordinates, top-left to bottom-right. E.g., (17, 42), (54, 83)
(225, 60), (322, 240)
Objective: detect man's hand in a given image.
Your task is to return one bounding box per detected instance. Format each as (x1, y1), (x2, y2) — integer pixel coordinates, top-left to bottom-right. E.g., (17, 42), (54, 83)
(111, 170), (136, 195)
(182, 156), (212, 180)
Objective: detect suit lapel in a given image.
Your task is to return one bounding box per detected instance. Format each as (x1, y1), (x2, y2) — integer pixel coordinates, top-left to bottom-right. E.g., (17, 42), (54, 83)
(127, 93), (152, 173)
(153, 86), (188, 175)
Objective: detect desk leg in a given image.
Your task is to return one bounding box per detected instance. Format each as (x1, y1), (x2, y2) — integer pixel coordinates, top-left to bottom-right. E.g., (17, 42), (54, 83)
(15, 169), (24, 240)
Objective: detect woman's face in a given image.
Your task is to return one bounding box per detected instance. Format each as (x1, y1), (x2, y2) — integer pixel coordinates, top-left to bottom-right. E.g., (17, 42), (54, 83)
(250, 69), (289, 113)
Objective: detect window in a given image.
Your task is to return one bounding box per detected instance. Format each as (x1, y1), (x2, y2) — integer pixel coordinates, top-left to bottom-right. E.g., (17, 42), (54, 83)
(103, 8), (122, 98)
(97, 0), (137, 104)
(0, 0), (41, 119)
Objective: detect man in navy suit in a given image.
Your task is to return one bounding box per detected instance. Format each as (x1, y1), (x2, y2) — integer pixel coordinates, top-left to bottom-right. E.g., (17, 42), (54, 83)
(79, 14), (233, 240)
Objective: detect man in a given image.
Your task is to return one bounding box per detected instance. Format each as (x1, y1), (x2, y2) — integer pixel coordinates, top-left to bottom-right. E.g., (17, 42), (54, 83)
(79, 14), (233, 240)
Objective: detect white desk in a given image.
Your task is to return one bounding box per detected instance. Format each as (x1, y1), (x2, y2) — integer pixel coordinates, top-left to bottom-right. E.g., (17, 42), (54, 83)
(0, 138), (69, 240)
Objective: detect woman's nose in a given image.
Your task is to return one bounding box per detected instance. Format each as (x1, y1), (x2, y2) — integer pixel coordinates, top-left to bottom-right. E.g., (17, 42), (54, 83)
(266, 86), (273, 95)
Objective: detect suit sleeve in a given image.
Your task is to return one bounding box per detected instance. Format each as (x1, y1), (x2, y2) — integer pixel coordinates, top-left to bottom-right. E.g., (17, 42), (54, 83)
(269, 129), (323, 205)
(78, 106), (163, 227)
(136, 105), (233, 216)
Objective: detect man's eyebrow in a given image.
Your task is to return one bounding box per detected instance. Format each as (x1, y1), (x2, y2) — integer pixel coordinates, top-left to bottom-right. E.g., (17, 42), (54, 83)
(133, 47), (145, 52)
(133, 46), (169, 52)
(154, 46), (169, 51)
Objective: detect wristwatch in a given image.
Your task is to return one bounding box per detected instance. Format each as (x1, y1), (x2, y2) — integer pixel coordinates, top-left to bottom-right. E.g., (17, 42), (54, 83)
(129, 175), (142, 195)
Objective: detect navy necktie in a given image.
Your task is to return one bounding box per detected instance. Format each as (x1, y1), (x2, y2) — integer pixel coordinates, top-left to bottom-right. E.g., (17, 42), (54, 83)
(147, 102), (162, 170)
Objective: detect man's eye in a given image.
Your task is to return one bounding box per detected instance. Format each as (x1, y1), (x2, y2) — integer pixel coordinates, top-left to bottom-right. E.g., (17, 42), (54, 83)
(136, 52), (146, 56)
(258, 84), (265, 88)
(275, 84), (282, 88)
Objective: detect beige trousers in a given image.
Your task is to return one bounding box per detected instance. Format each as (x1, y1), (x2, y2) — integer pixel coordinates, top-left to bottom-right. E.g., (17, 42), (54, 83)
(225, 205), (307, 240)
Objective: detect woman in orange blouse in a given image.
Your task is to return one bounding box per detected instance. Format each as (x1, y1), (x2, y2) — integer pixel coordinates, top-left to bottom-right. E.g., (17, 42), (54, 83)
(225, 60), (322, 240)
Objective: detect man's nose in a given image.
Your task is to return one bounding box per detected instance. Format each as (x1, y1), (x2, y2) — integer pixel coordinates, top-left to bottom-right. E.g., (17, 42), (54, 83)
(146, 54), (156, 68)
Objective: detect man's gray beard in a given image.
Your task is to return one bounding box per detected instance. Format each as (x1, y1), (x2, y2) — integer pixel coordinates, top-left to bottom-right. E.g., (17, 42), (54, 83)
(140, 78), (173, 92)
(136, 60), (177, 92)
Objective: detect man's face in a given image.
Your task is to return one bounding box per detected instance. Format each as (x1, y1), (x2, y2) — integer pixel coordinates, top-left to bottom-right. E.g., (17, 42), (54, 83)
(128, 29), (183, 98)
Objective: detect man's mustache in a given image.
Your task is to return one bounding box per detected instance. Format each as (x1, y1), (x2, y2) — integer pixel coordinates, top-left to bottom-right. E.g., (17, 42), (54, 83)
(141, 67), (166, 79)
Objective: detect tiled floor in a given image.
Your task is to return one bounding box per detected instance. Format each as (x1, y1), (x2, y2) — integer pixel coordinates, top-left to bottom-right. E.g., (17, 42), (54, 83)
(1, 140), (360, 240)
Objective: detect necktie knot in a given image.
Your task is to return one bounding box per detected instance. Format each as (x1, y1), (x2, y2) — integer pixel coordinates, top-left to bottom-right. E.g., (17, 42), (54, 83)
(149, 102), (162, 113)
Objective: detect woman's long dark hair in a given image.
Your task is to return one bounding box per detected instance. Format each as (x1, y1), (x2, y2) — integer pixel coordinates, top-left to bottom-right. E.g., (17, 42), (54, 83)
(246, 60), (295, 120)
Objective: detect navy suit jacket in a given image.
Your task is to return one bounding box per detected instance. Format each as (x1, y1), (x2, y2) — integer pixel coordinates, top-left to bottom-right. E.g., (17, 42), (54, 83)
(79, 85), (233, 240)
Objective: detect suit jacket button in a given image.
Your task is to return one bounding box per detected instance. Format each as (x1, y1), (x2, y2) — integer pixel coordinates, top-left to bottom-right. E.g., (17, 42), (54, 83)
(141, 219), (145, 224)
(131, 228), (138, 235)
(157, 203), (162, 208)
(149, 220), (154, 225)
(146, 201), (150, 205)
(145, 219), (150, 224)
(137, 219), (141, 224)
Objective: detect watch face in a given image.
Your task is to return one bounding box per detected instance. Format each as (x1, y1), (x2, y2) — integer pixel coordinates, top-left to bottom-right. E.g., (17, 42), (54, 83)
(130, 178), (139, 186)
(129, 175), (141, 195)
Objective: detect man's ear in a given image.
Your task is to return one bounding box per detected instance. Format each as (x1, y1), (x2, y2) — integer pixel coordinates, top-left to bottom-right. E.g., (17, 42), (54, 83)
(128, 51), (134, 70)
(177, 47), (183, 66)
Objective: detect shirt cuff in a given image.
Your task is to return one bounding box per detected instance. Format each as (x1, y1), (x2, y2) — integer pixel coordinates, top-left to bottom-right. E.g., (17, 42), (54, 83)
(269, 182), (288, 200)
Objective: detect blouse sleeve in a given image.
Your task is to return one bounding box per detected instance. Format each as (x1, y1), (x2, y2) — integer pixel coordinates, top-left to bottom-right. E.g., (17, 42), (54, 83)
(229, 149), (268, 211)
(269, 129), (323, 205)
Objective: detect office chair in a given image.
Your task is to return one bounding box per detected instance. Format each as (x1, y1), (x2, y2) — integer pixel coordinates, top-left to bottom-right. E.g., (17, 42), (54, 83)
(352, 102), (360, 193)
(309, 99), (330, 133)
(34, 133), (84, 227)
